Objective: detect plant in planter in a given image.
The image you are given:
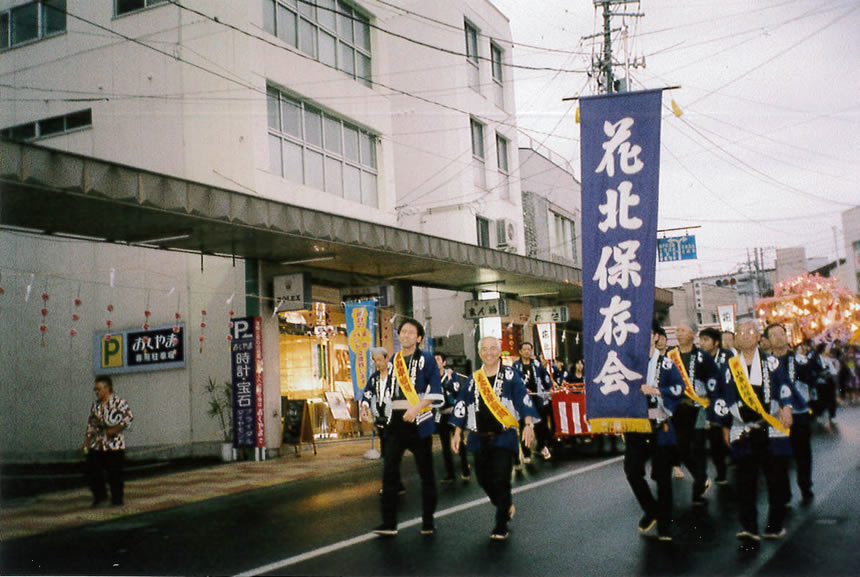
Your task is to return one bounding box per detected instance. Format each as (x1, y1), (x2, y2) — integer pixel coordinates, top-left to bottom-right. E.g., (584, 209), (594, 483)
(206, 377), (233, 460)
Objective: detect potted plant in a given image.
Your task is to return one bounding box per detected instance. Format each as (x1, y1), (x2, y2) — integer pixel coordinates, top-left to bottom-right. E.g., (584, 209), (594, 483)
(206, 377), (234, 461)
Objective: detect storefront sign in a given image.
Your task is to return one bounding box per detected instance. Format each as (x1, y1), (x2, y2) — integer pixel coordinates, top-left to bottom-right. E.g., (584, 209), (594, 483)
(657, 235), (697, 262)
(530, 306), (569, 324)
(581, 89), (663, 434)
(717, 304), (736, 333)
(464, 298), (508, 319)
(273, 273), (311, 312)
(230, 316), (265, 448)
(341, 285), (394, 307)
(93, 324), (186, 375)
(345, 299), (376, 399)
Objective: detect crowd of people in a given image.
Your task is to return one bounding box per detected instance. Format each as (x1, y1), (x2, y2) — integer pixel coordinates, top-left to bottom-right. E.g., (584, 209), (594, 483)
(624, 318), (852, 550)
(359, 314), (853, 548)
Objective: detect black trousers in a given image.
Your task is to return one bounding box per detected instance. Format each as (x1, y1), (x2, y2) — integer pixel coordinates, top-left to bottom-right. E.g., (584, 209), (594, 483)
(624, 432), (674, 533)
(86, 449), (125, 505)
(381, 416), (436, 527)
(708, 425), (728, 481)
(789, 415), (813, 498)
(672, 403), (708, 498)
(473, 443), (514, 531)
(437, 414), (470, 479)
(735, 429), (789, 534)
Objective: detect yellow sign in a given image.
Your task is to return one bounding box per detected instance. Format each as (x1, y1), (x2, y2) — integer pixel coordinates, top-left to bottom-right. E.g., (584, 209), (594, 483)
(101, 335), (123, 369)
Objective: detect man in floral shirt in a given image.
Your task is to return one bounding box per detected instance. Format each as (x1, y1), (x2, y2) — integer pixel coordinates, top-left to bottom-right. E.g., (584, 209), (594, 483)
(81, 375), (133, 507)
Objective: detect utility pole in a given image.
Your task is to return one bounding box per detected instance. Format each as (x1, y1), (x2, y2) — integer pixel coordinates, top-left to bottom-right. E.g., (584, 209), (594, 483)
(592, 0), (643, 94)
(833, 226), (843, 287)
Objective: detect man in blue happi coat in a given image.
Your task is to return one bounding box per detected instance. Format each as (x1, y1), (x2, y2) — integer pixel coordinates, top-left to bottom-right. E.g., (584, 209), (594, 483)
(714, 320), (794, 549)
(450, 336), (539, 541)
(765, 323), (815, 505)
(624, 325), (685, 541)
(512, 342), (553, 462)
(372, 318), (444, 537)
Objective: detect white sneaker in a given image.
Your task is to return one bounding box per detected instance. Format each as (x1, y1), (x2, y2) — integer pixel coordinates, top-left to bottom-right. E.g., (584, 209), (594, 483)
(541, 447), (552, 460)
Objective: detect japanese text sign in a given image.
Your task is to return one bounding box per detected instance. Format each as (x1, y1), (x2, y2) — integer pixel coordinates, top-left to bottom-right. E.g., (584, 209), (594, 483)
(230, 316), (265, 448)
(463, 298), (508, 319)
(93, 324), (185, 375)
(657, 235), (697, 262)
(580, 89), (663, 433)
(345, 299), (376, 400)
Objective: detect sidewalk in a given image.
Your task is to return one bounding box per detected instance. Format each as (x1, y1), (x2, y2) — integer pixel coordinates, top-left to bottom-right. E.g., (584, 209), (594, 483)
(0, 439), (380, 541)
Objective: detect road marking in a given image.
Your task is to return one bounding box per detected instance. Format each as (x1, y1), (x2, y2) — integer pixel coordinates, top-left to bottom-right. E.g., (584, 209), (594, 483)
(235, 455), (624, 577)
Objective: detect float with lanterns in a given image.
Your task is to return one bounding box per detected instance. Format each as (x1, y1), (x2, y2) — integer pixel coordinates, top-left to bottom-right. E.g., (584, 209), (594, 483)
(755, 273), (860, 344)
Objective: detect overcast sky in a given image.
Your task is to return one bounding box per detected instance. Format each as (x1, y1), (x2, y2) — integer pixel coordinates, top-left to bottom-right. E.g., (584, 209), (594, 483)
(491, 0), (860, 288)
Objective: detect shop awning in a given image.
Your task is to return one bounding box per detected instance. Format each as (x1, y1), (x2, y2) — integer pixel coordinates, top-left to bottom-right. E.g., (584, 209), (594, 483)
(1, 140), (586, 300)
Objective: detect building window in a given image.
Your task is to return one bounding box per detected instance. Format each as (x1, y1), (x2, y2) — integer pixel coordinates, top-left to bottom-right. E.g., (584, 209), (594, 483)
(490, 42), (504, 107)
(550, 211), (577, 263)
(115, 0), (167, 17)
(0, 0), (65, 51)
(0, 108), (92, 141)
(263, 0), (371, 87)
(267, 86), (378, 207)
(495, 134), (508, 173)
(471, 118), (485, 189)
(470, 118), (484, 160)
(490, 43), (503, 83)
(464, 20), (479, 91)
(476, 216), (491, 248)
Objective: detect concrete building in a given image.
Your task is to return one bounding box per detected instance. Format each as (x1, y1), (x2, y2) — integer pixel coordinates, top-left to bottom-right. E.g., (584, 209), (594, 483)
(0, 0), (582, 461)
(842, 206), (860, 294)
(666, 282), (739, 329)
(775, 247), (808, 285)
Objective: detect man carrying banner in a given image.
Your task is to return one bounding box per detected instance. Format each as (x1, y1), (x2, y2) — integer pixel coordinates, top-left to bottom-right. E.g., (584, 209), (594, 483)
(714, 320), (794, 549)
(666, 320), (720, 505)
(372, 318), (444, 537)
(697, 327), (733, 485)
(764, 324), (814, 505)
(359, 347), (405, 496)
(512, 343), (553, 462)
(434, 352), (470, 483)
(450, 336), (539, 541)
(625, 324), (685, 541)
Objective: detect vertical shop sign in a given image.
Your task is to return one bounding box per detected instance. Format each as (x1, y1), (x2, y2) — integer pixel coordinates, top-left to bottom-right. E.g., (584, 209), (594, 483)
(536, 322), (557, 362)
(580, 89), (663, 434)
(345, 299), (376, 400)
(230, 316), (265, 448)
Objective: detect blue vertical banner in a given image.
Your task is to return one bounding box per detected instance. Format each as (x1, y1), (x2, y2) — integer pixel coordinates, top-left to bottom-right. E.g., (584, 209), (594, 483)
(345, 299), (376, 400)
(230, 316), (265, 448)
(580, 89), (663, 433)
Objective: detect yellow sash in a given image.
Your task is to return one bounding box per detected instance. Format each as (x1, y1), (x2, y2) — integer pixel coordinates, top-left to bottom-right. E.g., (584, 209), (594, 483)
(393, 352), (430, 413)
(473, 368), (519, 429)
(728, 356), (789, 435)
(667, 348), (710, 408)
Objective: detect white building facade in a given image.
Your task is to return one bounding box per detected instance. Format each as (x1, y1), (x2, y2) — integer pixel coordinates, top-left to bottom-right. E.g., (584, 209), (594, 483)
(0, 0), (533, 461)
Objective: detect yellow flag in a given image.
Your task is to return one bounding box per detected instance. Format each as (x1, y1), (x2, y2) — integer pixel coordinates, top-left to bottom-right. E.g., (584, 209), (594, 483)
(575, 106), (580, 124)
(671, 100), (683, 118)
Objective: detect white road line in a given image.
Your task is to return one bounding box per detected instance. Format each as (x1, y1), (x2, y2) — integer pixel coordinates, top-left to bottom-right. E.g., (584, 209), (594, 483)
(235, 455), (624, 577)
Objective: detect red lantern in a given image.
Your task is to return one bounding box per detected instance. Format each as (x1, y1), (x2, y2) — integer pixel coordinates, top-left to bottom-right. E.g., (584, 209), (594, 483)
(69, 328), (78, 336)
(41, 308), (49, 316)
(107, 304), (114, 313)
(74, 298), (82, 307)
(72, 314), (80, 321)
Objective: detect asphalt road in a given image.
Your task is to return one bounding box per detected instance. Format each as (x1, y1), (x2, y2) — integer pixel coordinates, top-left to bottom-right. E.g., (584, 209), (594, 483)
(2, 409), (858, 577)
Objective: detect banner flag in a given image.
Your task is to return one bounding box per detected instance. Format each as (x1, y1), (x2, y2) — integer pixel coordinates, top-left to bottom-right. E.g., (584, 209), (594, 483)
(580, 89), (664, 433)
(346, 299), (376, 400)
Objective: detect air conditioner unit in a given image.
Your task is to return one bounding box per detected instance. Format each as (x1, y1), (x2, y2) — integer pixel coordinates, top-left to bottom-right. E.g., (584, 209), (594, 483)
(496, 218), (518, 250)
